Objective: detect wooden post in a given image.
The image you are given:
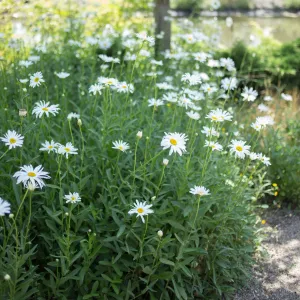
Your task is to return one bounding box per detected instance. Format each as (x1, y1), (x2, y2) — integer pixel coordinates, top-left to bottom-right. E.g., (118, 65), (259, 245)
(154, 0), (171, 57)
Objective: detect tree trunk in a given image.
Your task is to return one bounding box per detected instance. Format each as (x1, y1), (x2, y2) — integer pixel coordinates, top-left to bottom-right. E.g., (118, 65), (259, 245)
(154, 0), (171, 57)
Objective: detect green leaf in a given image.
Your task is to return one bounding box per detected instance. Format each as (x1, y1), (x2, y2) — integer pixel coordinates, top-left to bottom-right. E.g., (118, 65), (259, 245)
(160, 258), (175, 267)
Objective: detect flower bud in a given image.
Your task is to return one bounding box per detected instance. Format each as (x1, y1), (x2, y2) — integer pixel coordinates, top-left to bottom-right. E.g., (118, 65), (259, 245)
(137, 131), (143, 139)
(19, 109), (27, 117)
(77, 119), (82, 127)
(151, 196), (156, 201)
(27, 182), (36, 191)
(65, 212), (69, 216)
(157, 230), (163, 238)
(4, 274), (11, 281)
(9, 213), (14, 219)
(163, 158), (169, 166)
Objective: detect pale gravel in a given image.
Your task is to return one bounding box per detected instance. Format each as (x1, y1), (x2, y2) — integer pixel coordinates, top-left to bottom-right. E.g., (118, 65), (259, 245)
(235, 209), (300, 300)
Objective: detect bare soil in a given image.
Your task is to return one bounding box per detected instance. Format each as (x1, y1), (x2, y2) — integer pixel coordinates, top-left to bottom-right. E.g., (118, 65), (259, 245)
(235, 209), (300, 300)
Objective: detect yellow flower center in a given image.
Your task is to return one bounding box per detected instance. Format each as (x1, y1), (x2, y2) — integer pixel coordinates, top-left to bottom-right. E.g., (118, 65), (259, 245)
(71, 196), (76, 201)
(65, 147), (70, 152)
(118, 146), (123, 151)
(170, 138), (177, 146)
(48, 145), (53, 149)
(137, 208), (144, 214)
(236, 146), (243, 152)
(107, 80), (113, 85)
(211, 116), (218, 121)
(34, 77), (39, 82)
(9, 138), (16, 144)
(27, 172), (36, 177)
(42, 107), (49, 111)
(122, 85), (127, 88)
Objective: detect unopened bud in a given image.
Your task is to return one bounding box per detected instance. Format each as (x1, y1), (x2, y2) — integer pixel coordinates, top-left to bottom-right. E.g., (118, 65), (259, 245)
(137, 131), (142, 139)
(27, 182), (36, 191)
(77, 119), (82, 127)
(4, 274), (11, 281)
(163, 158), (169, 166)
(157, 230), (163, 238)
(9, 213), (14, 219)
(19, 109), (27, 117)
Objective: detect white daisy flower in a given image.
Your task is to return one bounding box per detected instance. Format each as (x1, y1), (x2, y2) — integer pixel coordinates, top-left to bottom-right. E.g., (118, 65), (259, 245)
(136, 32), (155, 46)
(128, 200), (154, 223)
(98, 77), (118, 87)
(263, 95), (273, 102)
(249, 152), (258, 160)
(189, 186), (210, 196)
(29, 71), (45, 88)
(89, 84), (103, 95)
(186, 111), (200, 120)
(55, 72), (70, 79)
(257, 104), (269, 112)
(251, 122), (262, 131)
(201, 126), (219, 137)
(201, 83), (217, 95)
(64, 192), (81, 204)
(67, 112), (80, 120)
(162, 92), (178, 103)
(99, 54), (120, 64)
(256, 116), (275, 127)
(19, 60), (33, 68)
(13, 165), (50, 189)
(0, 130), (24, 149)
(178, 95), (193, 109)
(281, 93), (292, 101)
(193, 52), (209, 63)
(257, 153), (271, 166)
(58, 142), (78, 158)
(241, 87), (258, 102)
(206, 108), (232, 122)
(161, 132), (188, 156)
(181, 73), (202, 86)
(19, 79), (29, 84)
(148, 98), (164, 107)
(116, 82), (134, 93)
(221, 77), (238, 91)
(0, 197), (11, 216)
(39, 140), (58, 153)
(32, 101), (60, 118)
(229, 140), (251, 159)
(112, 140), (130, 152)
(220, 57), (235, 72)
(204, 140), (223, 151)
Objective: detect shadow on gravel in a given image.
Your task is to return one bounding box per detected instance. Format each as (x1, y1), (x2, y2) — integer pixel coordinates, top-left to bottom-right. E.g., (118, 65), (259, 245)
(235, 210), (300, 300)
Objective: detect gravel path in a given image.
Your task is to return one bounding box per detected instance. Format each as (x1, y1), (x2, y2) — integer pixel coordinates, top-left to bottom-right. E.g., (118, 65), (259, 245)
(235, 209), (300, 300)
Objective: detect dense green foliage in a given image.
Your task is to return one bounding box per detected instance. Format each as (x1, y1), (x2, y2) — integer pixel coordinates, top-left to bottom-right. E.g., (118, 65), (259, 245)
(0, 1), (298, 299)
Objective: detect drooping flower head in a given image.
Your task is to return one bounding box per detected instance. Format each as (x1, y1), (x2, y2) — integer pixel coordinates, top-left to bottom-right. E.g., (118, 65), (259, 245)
(0, 197), (11, 216)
